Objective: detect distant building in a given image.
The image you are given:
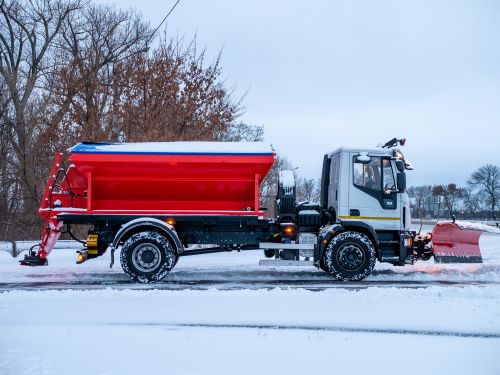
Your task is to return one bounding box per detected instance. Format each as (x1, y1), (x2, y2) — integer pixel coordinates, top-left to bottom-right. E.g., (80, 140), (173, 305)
(410, 195), (448, 219)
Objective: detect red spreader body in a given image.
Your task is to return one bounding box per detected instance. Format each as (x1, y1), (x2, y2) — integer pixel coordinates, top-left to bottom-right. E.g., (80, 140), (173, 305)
(22, 142), (274, 265)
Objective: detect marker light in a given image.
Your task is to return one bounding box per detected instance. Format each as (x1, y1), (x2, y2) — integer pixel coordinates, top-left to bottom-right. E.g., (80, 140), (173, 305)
(76, 252), (86, 264)
(281, 224), (297, 238)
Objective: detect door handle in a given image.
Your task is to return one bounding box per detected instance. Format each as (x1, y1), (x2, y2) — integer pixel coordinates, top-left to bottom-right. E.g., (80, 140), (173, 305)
(350, 209), (360, 217)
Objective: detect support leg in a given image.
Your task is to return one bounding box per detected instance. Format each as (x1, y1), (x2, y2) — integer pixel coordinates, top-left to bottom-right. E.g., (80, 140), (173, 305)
(20, 217), (63, 266)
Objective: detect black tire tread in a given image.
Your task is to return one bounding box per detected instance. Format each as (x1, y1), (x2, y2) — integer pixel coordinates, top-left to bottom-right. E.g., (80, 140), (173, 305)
(322, 231), (376, 281)
(120, 231), (176, 283)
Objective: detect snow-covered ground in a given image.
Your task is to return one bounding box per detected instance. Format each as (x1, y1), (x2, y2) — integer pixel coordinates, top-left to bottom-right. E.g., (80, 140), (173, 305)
(1, 226), (499, 288)
(1, 287), (500, 375)
(1, 226), (500, 374)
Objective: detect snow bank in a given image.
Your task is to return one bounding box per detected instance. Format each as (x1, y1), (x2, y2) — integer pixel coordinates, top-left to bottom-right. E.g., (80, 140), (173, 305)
(454, 220), (500, 234)
(69, 141), (274, 154)
(0, 241), (12, 253)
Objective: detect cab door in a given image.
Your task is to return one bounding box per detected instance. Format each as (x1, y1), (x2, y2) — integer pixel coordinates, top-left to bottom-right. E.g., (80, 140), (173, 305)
(347, 154), (400, 230)
(327, 153), (341, 215)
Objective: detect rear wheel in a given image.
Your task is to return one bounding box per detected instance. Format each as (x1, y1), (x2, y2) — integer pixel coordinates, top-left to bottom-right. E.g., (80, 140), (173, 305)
(120, 231), (177, 283)
(322, 231), (376, 281)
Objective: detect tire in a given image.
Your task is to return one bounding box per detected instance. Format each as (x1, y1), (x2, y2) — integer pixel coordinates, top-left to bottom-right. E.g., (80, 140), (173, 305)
(319, 258), (329, 272)
(322, 231), (376, 281)
(120, 231), (177, 283)
(263, 249), (275, 258)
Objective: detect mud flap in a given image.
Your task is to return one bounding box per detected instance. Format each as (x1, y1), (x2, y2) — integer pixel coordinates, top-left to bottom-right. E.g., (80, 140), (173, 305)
(432, 222), (483, 263)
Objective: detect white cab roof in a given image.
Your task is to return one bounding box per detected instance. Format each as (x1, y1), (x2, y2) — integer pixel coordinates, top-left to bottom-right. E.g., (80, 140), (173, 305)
(328, 147), (393, 157)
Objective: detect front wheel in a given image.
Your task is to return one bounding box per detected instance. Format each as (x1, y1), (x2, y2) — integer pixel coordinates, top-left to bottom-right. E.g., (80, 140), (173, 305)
(322, 231), (376, 281)
(120, 231), (177, 283)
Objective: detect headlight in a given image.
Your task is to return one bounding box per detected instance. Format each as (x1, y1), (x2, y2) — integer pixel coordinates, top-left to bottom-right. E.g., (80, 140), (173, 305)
(403, 237), (412, 248)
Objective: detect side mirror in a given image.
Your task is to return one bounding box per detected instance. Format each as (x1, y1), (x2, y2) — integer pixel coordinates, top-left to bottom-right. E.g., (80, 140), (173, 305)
(395, 160), (405, 172)
(397, 172), (406, 192)
(356, 152), (371, 164)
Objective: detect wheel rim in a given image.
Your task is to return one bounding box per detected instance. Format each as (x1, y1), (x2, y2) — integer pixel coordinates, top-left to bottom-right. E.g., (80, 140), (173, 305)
(131, 243), (162, 273)
(336, 243), (364, 271)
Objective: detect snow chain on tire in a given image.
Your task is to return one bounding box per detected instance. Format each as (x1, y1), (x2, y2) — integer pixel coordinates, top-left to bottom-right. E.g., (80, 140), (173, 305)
(120, 231), (176, 283)
(323, 231), (376, 281)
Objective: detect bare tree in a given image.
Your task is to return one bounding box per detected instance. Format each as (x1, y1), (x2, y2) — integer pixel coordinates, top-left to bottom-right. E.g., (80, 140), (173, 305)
(115, 38), (241, 142)
(219, 122), (264, 142)
(432, 184), (464, 219)
(462, 187), (481, 218)
(0, 77), (17, 240)
(48, 30), (242, 146)
(45, 2), (150, 144)
(407, 185), (432, 218)
(0, 0), (81, 240)
(468, 164), (500, 220)
(296, 177), (320, 203)
(0, 1), (262, 241)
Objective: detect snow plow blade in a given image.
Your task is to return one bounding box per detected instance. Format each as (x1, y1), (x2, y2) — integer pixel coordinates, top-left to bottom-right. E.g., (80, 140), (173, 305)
(432, 222), (483, 263)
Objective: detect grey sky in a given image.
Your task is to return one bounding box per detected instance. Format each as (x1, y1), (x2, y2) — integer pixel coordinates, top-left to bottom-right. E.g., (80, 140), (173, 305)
(101, 0), (500, 186)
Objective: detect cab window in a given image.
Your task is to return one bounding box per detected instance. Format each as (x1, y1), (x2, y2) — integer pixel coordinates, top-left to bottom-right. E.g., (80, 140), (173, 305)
(382, 159), (396, 191)
(353, 157), (382, 191)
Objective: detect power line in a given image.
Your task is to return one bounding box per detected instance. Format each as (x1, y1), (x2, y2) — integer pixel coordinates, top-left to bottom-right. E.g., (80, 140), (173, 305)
(148, 0), (182, 44)
(114, 0), (182, 64)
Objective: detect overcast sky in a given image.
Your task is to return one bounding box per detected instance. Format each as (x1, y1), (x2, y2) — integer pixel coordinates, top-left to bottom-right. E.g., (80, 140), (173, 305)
(101, 0), (500, 186)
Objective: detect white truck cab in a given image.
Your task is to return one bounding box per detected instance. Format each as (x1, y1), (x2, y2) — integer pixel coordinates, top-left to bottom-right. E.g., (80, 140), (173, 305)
(326, 147), (411, 233)
(313, 140), (414, 279)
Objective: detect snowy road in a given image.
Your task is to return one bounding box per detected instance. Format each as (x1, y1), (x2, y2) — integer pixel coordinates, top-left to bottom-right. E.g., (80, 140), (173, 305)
(1, 229), (499, 291)
(1, 286), (500, 375)
(1, 252), (499, 291)
(1, 228), (499, 374)
(1, 279), (497, 292)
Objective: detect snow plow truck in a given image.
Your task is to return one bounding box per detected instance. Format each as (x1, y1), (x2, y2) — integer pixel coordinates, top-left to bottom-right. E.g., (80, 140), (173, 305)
(21, 137), (485, 282)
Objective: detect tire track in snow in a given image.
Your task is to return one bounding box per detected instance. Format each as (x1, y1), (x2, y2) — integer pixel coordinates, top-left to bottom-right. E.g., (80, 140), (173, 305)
(101, 322), (500, 339)
(0, 279), (497, 291)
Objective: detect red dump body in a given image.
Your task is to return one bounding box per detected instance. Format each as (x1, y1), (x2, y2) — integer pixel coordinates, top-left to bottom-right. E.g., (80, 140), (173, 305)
(39, 142), (275, 219)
